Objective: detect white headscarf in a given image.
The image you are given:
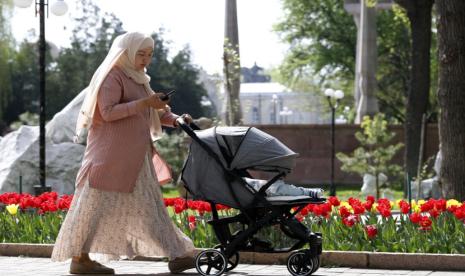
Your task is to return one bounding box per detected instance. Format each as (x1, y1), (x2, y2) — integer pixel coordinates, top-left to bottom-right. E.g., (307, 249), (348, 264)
(75, 32), (163, 143)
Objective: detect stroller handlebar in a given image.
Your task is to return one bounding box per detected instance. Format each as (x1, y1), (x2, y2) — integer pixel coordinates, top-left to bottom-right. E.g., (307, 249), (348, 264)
(176, 117), (201, 140)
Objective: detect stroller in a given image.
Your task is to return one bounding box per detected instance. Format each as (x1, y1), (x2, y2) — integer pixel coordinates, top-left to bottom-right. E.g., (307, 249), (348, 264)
(178, 119), (326, 276)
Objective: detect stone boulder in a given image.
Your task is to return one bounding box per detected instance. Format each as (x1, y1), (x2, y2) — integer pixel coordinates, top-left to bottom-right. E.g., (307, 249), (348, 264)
(0, 89), (87, 195)
(0, 125), (85, 195)
(361, 173), (388, 197)
(46, 88), (87, 144)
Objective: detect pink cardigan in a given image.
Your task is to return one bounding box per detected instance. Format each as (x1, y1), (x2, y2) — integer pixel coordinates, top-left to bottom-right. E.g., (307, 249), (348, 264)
(75, 66), (178, 192)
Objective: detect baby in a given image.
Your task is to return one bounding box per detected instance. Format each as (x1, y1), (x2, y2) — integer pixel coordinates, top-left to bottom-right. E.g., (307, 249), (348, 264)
(244, 178), (324, 198)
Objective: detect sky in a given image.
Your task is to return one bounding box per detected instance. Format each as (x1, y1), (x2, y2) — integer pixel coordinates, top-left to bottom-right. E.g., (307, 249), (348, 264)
(10, 0), (288, 75)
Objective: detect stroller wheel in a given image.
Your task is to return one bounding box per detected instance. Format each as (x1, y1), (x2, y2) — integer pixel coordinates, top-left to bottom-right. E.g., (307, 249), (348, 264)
(286, 250), (316, 276)
(214, 245), (240, 272)
(310, 255), (320, 274)
(195, 249), (227, 276)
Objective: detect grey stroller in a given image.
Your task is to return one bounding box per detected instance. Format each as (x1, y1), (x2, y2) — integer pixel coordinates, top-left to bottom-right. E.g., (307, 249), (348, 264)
(179, 119), (326, 276)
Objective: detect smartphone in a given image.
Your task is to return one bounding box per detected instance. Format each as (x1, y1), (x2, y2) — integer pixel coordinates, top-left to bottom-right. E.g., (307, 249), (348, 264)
(160, 90), (175, 101)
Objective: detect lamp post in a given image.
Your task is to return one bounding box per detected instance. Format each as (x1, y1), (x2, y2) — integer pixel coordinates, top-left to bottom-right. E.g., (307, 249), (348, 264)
(279, 106), (293, 124)
(14, 0), (68, 195)
(324, 88), (344, 196)
(271, 94), (278, 124)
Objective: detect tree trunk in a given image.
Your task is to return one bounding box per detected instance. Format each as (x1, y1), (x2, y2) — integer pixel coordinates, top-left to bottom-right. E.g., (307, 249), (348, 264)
(436, 0), (465, 201)
(223, 0), (242, 126)
(395, 0), (434, 195)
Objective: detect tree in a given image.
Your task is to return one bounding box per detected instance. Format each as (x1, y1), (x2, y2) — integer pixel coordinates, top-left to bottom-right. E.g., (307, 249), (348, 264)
(274, 0), (356, 85)
(436, 0), (465, 200)
(0, 0), (14, 131)
(273, 0), (413, 123)
(146, 33), (208, 119)
(1, 0), (209, 131)
(222, 0), (242, 126)
(336, 114), (403, 199)
(376, 7), (411, 123)
(7, 39), (40, 123)
(394, 0), (435, 195)
(52, 0), (125, 112)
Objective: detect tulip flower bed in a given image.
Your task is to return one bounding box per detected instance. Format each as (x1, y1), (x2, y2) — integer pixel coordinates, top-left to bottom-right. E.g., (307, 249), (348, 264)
(0, 192), (71, 243)
(1, 192), (464, 254)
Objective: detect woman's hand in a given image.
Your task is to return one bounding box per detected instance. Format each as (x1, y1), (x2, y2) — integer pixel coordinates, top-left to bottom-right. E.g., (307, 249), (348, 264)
(174, 114), (193, 127)
(180, 114), (193, 124)
(144, 93), (167, 109)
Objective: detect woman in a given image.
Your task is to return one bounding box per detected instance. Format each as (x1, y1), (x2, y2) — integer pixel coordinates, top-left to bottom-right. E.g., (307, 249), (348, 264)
(51, 32), (196, 274)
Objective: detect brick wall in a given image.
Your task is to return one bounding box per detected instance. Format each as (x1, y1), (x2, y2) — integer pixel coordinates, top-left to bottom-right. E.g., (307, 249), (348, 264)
(251, 124), (439, 187)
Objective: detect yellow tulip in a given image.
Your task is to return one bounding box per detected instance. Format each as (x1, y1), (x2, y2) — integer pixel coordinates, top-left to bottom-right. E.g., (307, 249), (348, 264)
(6, 204), (19, 215)
(340, 201), (353, 212)
(447, 199), (461, 208)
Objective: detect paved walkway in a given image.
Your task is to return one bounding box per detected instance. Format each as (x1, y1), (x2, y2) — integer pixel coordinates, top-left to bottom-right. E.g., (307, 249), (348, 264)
(0, 256), (464, 276)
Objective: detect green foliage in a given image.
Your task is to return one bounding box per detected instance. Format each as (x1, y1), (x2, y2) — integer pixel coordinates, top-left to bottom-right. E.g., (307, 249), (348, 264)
(0, 210), (63, 243)
(147, 33), (209, 119)
(9, 111), (39, 130)
(0, 0), (14, 125)
(3, 197), (464, 254)
(222, 38), (241, 126)
(376, 6), (411, 123)
(274, 0), (357, 85)
(273, 0), (440, 124)
(336, 114), (403, 198)
(46, 0), (125, 119)
(154, 132), (189, 183)
(0, 0), (210, 133)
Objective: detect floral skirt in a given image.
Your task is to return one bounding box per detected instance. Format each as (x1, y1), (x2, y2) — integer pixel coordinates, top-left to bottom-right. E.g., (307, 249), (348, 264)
(51, 147), (194, 262)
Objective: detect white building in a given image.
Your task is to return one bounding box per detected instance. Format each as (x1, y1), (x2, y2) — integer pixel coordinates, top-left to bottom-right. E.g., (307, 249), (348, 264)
(239, 82), (325, 125)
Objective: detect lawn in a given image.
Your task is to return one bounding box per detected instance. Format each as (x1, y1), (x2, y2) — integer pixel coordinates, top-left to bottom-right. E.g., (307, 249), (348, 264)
(161, 184), (405, 201)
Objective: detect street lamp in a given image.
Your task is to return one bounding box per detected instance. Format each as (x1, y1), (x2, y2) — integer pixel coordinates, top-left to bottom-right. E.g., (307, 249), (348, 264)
(14, 0), (68, 195)
(271, 94), (278, 124)
(279, 106), (293, 124)
(324, 88), (344, 196)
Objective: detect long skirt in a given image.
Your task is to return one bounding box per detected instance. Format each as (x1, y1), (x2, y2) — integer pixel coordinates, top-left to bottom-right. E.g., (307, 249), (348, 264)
(51, 146), (194, 262)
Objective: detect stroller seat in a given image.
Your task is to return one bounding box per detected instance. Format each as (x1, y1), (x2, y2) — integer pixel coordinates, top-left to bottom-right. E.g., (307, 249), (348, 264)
(265, 195), (326, 204)
(243, 177), (325, 206)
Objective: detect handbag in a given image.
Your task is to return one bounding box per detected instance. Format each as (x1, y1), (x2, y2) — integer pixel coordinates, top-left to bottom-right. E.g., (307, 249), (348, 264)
(152, 147), (173, 185)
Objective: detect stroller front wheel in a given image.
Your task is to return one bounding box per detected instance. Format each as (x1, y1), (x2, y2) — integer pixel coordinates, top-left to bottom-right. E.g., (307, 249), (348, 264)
(286, 250), (318, 276)
(214, 245), (240, 272)
(195, 249), (227, 276)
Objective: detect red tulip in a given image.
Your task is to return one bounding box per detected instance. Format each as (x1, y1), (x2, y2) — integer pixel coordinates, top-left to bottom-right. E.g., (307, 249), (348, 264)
(365, 224), (378, 238)
(328, 196), (340, 207)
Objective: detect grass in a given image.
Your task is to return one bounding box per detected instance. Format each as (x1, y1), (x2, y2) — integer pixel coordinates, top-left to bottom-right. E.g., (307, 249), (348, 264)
(161, 185), (181, 198)
(326, 186), (404, 201)
(161, 184), (405, 202)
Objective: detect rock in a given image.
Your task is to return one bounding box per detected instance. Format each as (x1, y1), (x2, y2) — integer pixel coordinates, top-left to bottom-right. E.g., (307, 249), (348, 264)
(0, 89), (88, 195)
(46, 89), (87, 144)
(361, 173), (388, 196)
(411, 178), (442, 200)
(45, 142), (85, 194)
(0, 126), (39, 193)
(0, 125), (85, 194)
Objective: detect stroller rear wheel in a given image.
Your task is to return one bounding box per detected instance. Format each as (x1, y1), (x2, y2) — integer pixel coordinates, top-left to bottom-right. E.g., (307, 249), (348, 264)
(195, 249), (227, 276)
(214, 245), (240, 271)
(286, 250), (318, 276)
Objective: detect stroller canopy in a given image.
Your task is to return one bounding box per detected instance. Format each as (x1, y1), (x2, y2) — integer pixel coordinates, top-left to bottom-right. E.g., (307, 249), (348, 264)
(181, 126), (299, 208)
(195, 126), (299, 172)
